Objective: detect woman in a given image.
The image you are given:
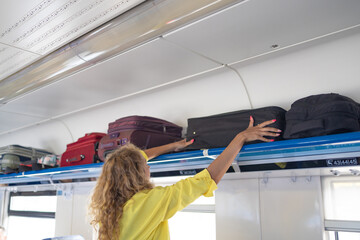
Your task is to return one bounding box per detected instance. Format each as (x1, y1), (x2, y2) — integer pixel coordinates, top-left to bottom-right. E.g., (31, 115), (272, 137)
(89, 117), (280, 239)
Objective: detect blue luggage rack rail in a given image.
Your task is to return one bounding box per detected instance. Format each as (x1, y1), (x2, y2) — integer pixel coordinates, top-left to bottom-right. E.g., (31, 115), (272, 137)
(149, 132), (360, 170)
(1, 132), (360, 184)
(0, 163), (104, 184)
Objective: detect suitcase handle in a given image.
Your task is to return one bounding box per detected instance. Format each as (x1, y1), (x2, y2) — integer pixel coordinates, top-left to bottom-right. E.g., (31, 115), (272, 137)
(66, 154), (85, 163)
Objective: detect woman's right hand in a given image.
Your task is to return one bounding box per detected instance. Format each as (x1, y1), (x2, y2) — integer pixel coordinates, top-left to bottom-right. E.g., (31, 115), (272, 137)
(238, 116), (281, 143)
(207, 116), (281, 184)
(207, 117), (281, 184)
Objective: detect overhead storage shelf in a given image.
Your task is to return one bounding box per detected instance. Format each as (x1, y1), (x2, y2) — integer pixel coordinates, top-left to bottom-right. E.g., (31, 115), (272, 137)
(1, 132), (360, 184)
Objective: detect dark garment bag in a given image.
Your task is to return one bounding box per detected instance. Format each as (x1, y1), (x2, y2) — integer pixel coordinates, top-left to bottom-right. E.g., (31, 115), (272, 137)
(186, 106), (286, 150)
(283, 93), (360, 139)
(98, 116), (183, 161)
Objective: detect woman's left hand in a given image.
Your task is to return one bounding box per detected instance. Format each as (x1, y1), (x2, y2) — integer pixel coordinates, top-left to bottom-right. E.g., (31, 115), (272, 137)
(173, 139), (194, 152)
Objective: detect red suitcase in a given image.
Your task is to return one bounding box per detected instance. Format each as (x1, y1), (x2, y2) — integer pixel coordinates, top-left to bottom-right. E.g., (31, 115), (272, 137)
(98, 116), (183, 161)
(60, 132), (107, 167)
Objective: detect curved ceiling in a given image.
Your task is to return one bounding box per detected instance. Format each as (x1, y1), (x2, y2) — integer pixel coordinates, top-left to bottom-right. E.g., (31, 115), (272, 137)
(0, 0), (360, 135)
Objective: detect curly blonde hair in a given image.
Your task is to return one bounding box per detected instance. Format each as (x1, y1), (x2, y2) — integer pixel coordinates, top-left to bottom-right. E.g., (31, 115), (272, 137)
(89, 144), (154, 240)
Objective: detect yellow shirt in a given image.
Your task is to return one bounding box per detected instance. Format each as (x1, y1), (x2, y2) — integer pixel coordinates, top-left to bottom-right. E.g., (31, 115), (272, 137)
(119, 156), (217, 239)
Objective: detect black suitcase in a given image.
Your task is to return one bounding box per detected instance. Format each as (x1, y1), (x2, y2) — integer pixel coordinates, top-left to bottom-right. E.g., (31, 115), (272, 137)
(283, 93), (360, 139)
(186, 106), (286, 150)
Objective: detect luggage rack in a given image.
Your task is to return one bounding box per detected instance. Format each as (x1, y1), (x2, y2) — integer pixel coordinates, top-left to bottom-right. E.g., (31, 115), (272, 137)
(1, 132), (360, 185)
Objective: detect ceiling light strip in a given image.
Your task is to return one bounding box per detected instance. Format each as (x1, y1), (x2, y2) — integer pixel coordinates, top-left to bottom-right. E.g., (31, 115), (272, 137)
(0, 0), (241, 104)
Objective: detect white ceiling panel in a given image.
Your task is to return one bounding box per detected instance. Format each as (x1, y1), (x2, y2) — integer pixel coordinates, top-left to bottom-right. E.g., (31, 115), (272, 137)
(0, 111), (45, 134)
(0, 0), (145, 55)
(232, 31), (360, 110)
(0, 43), (41, 81)
(164, 0), (360, 65)
(1, 38), (221, 117)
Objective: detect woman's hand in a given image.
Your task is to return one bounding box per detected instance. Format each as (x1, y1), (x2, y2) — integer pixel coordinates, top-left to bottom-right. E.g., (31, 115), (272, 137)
(144, 139), (194, 160)
(238, 117), (281, 143)
(207, 116), (281, 184)
(172, 139), (194, 152)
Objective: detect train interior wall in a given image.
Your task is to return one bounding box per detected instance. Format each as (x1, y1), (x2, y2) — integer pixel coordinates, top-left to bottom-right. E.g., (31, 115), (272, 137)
(0, 23), (360, 240)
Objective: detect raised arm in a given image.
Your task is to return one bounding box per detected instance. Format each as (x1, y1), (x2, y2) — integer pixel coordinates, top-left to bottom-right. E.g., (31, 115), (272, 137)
(144, 139), (194, 160)
(207, 117), (281, 184)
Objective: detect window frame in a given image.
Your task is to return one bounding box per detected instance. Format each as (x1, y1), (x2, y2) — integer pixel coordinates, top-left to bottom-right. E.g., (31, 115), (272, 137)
(7, 190), (56, 219)
(325, 220), (360, 233)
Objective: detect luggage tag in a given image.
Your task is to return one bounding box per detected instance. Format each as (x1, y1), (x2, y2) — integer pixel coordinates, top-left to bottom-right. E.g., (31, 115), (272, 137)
(38, 155), (61, 167)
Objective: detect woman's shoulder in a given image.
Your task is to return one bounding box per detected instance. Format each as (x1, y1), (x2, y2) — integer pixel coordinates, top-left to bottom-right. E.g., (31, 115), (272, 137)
(136, 186), (168, 198)
(123, 186), (168, 210)
(125, 187), (165, 203)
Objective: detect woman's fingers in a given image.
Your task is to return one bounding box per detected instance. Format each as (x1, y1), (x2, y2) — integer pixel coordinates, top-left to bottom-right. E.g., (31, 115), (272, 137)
(257, 136), (273, 142)
(173, 139), (194, 151)
(248, 116), (254, 128)
(186, 139), (195, 146)
(260, 127), (281, 133)
(242, 118), (283, 143)
(258, 119), (276, 128)
(261, 132), (280, 137)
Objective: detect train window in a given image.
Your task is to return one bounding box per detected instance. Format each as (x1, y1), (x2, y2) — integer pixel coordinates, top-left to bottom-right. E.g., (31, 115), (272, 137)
(325, 220), (360, 240)
(322, 176), (360, 240)
(168, 195), (216, 240)
(327, 231), (360, 240)
(6, 191), (57, 240)
(322, 176), (360, 221)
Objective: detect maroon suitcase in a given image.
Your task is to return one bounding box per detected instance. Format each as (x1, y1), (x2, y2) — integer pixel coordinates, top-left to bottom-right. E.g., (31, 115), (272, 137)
(60, 132), (107, 167)
(98, 116), (183, 161)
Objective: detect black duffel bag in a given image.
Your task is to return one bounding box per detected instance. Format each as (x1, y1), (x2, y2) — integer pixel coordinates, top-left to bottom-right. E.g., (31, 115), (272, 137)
(186, 106), (286, 150)
(283, 93), (360, 139)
